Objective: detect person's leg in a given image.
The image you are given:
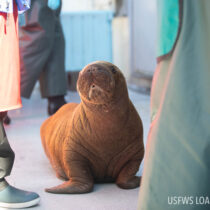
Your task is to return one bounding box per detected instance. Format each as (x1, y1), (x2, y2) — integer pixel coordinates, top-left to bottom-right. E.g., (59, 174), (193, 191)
(0, 112), (40, 208)
(19, 0), (55, 99)
(0, 112), (15, 180)
(138, 1), (210, 209)
(3, 114), (11, 125)
(39, 8), (67, 115)
(7, 1), (55, 123)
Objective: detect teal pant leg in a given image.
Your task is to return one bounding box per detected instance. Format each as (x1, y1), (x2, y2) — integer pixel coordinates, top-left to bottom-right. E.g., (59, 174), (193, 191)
(138, 1), (210, 210)
(19, 0), (67, 99)
(39, 12), (67, 98)
(0, 114), (15, 180)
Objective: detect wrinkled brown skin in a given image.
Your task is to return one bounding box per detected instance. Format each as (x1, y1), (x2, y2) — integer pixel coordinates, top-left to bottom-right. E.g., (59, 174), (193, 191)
(41, 61), (144, 194)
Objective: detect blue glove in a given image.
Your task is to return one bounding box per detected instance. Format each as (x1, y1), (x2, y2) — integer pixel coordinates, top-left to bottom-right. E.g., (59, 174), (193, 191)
(48, 0), (61, 10)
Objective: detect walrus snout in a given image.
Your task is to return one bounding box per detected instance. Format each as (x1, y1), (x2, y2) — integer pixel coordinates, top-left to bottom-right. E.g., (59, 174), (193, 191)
(88, 83), (105, 100)
(81, 64), (115, 87)
(78, 63), (116, 103)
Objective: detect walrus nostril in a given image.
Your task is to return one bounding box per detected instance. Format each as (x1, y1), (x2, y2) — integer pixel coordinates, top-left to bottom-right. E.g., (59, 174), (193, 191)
(111, 66), (117, 74)
(87, 67), (97, 73)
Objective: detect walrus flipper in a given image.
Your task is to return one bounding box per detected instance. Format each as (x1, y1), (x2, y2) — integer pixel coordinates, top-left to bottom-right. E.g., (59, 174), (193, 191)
(117, 176), (141, 189)
(46, 156), (94, 194)
(116, 158), (143, 189)
(45, 180), (94, 194)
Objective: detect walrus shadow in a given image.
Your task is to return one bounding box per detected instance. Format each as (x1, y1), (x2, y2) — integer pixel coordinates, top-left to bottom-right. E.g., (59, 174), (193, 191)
(93, 184), (113, 192)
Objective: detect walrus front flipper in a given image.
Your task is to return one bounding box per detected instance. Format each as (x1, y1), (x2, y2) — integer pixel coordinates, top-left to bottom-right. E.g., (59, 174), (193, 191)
(117, 176), (141, 189)
(116, 158), (143, 189)
(45, 180), (93, 194)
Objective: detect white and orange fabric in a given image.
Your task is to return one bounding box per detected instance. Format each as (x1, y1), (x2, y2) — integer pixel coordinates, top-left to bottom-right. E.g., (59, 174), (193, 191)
(0, 3), (22, 112)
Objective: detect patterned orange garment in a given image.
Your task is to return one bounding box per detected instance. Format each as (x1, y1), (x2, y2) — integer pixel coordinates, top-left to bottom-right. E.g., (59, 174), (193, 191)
(0, 3), (22, 112)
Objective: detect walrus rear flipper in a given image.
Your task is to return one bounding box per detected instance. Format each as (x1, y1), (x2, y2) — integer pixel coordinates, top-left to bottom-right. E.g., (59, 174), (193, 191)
(45, 180), (93, 194)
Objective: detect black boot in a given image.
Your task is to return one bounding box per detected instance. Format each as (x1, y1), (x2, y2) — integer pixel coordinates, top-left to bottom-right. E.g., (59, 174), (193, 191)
(0, 112), (11, 125)
(47, 95), (66, 116)
(3, 115), (11, 125)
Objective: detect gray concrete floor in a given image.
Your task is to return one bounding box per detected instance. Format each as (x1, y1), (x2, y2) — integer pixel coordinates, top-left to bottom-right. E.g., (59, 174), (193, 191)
(5, 87), (150, 210)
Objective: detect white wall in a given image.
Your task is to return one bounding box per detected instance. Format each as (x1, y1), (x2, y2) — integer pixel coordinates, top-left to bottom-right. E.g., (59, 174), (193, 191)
(112, 17), (130, 79)
(61, 0), (157, 80)
(130, 0), (157, 75)
(62, 0), (115, 12)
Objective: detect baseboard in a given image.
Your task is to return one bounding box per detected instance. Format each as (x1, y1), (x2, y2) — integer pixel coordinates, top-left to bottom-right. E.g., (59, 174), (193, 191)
(128, 71), (153, 95)
(67, 71), (79, 91)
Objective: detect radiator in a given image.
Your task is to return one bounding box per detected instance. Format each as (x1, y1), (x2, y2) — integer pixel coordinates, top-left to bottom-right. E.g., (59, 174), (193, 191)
(60, 11), (114, 72)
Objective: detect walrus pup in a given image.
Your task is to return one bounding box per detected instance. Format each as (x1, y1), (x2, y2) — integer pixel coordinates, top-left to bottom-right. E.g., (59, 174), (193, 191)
(41, 61), (144, 194)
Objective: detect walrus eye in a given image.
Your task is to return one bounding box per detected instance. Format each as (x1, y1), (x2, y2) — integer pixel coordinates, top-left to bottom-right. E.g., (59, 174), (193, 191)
(111, 67), (117, 74)
(92, 84), (95, 88)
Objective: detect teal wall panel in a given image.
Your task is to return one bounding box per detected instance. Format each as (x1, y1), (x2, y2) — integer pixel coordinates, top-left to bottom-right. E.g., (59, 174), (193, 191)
(61, 11), (113, 71)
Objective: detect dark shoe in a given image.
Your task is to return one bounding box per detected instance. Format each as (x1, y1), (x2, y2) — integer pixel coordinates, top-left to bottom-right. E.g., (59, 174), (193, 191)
(3, 114), (11, 125)
(0, 180), (40, 209)
(0, 112), (11, 125)
(48, 95), (66, 115)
